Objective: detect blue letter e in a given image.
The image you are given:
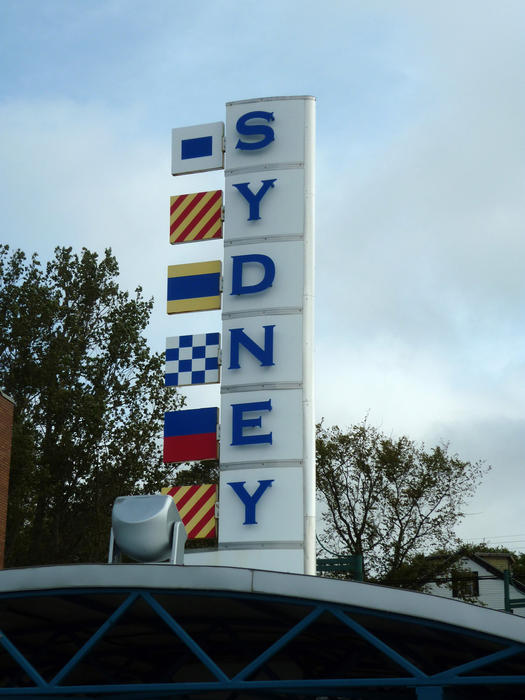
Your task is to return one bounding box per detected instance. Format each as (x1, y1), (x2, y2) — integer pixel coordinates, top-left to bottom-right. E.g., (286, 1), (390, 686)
(231, 400), (272, 446)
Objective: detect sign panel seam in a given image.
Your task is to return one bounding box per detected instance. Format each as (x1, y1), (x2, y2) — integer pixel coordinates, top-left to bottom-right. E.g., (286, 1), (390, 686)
(222, 308), (302, 320)
(220, 460), (304, 471)
(225, 162), (304, 176)
(224, 235), (304, 247)
(218, 541), (304, 549)
(221, 382), (302, 393)
(226, 95), (315, 105)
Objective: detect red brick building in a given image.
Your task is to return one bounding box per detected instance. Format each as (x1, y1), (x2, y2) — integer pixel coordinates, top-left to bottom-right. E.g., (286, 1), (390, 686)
(0, 389), (14, 569)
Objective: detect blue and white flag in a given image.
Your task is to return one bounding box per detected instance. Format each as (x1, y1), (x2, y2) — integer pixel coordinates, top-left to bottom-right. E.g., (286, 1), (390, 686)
(165, 333), (220, 387)
(171, 122), (224, 176)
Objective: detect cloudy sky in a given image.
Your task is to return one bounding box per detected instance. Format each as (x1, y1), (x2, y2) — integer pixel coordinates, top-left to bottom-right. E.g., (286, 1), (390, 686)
(1, 1), (524, 550)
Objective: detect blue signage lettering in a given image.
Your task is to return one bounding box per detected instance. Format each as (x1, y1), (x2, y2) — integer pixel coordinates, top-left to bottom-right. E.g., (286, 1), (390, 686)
(227, 480), (274, 524)
(235, 111), (275, 151)
(231, 400), (272, 446)
(231, 254), (275, 295)
(232, 179), (276, 221)
(229, 325), (275, 369)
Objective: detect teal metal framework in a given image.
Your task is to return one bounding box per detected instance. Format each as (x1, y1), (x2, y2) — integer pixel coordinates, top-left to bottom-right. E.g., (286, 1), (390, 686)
(0, 586), (525, 698)
(317, 555), (364, 581)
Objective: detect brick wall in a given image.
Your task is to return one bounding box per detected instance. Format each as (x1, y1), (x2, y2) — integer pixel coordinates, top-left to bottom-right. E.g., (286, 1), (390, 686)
(0, 391), (14, 569)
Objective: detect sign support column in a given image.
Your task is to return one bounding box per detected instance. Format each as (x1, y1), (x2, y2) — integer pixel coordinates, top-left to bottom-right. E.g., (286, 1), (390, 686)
(220, 96), (316, 575)
(303, 97), (316, 575)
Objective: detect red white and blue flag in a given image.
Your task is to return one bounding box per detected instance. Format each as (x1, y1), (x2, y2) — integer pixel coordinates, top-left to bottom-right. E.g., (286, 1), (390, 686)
(163, 407), (219, 464)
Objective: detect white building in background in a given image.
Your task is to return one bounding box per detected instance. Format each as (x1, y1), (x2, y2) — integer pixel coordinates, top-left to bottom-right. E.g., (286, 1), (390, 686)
(427, 550), (525, 617)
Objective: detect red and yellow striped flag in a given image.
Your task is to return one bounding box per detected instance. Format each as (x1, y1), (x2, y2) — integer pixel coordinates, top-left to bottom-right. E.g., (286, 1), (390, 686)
(170, 190), (223, 244)
(161, 484), (217, 539)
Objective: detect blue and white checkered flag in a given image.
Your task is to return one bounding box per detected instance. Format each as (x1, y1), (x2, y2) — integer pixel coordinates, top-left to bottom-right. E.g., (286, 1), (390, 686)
(165, 333), (220, 387)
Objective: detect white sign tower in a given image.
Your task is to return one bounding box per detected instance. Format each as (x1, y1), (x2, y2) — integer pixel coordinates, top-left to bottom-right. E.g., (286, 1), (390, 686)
(171, 96), (315, 575)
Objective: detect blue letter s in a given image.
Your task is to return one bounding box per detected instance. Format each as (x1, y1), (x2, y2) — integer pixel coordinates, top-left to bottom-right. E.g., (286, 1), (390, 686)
(236, 111), (275, 151)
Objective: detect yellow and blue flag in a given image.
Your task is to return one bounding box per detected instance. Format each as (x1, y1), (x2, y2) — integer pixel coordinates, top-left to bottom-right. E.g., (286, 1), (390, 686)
(167, 261), (221, 314)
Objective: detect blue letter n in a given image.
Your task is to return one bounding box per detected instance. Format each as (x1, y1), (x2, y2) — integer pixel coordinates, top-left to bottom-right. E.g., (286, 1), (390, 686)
(229, 325), (275, 369)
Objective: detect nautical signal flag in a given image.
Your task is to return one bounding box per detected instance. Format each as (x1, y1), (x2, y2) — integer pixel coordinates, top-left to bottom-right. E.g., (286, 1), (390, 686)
(163, 407), (219, 464)
(165, 333), (220, 387)
(170, 190), (223, 245)
(171, 122), (224, 176)
(167, 261), (221, 314)
(161, 484), (217, 539)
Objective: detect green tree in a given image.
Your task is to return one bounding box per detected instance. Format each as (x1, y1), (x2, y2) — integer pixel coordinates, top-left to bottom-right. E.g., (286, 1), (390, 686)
(0, 245), (184, 567)
(171, 460), (219, 487)
(316, 420), (489, 586)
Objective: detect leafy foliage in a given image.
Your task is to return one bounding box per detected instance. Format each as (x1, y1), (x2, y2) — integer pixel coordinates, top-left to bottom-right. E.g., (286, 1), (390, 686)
(171, 460), (219, 487)
(316, 420), (489, 585)
(504, 552), (525, 582)
(0, 245), (184, 566)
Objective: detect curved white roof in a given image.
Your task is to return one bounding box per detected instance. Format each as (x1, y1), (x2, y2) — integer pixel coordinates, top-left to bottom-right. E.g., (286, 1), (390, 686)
(0, 563), (524, 644)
